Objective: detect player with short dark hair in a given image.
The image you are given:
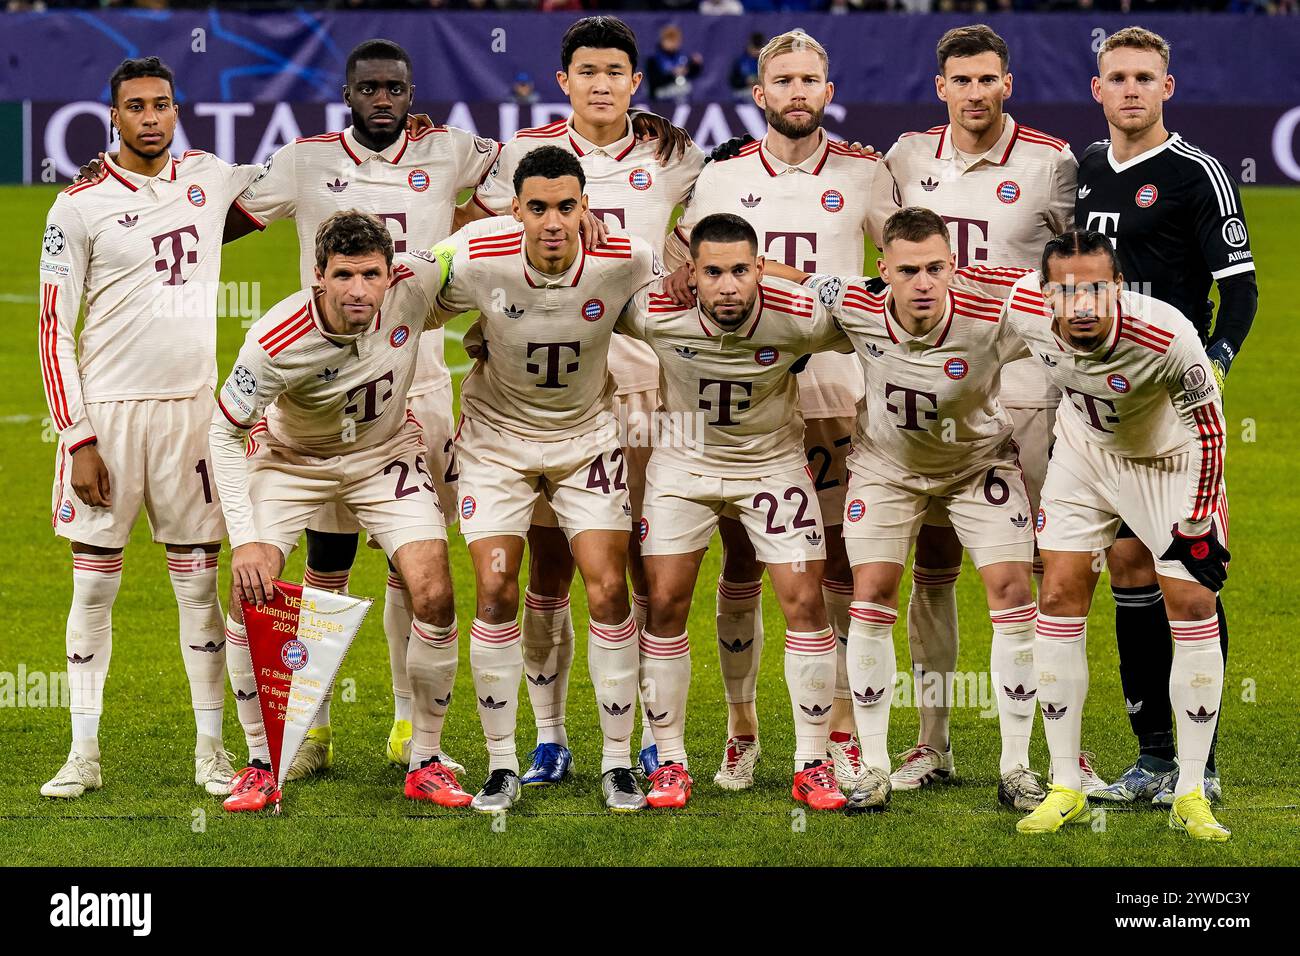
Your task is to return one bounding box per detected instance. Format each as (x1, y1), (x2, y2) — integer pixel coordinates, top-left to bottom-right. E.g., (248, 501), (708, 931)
(1077, 25), (1256, 808)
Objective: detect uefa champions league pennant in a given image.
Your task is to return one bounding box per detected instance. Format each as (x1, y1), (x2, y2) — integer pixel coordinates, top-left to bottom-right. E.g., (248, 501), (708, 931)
(241, 580), (371, 803)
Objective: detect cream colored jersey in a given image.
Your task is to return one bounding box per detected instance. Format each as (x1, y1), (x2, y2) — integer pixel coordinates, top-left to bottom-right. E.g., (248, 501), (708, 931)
(475, 115), (705, 395)
(617, 276), (849, 477)
(38, 151), (262, 448)
(880, 116), (1077, 408)
(668, 130), (887, 419)
(211, 250), (448, 546)
(809, 266), (1032, 479)
(236, 125), (499, 396)
(435, 219), (660, 440)
(1002, 274), (1224, 536)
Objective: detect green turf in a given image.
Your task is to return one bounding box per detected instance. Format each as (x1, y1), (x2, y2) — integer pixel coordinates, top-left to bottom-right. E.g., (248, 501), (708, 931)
(0, 185), (1295, 866)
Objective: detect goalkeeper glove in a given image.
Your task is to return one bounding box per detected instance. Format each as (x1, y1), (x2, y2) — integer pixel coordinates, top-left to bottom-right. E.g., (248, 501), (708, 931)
(789, 353), (813, 374)
(1206, 338), (1235, 394)
(707, 134), (754, 165)
(1159, 524), (1230, 592)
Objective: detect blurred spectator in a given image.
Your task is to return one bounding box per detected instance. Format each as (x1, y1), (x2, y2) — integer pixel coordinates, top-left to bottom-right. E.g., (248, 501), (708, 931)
(646, 24), (704, 101)
(730, 31), (764, 99)
(512, 71), (539, 105)
(700, 0), (744, 12)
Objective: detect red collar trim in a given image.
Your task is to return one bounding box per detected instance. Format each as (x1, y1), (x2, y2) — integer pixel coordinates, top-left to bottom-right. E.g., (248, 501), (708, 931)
(522, 241), (586, 289)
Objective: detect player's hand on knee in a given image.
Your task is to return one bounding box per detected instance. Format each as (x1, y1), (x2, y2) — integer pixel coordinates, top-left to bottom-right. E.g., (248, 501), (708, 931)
(232, 543), (280, 607)
(1160, 524), (1230, 592)
(579, 209), (610, 250)
(664, 264), (696, 307)
(71, 443), (111, 507)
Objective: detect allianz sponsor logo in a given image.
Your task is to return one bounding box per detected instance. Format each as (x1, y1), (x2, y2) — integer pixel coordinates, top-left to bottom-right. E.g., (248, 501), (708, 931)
(50, 885), (152, 936)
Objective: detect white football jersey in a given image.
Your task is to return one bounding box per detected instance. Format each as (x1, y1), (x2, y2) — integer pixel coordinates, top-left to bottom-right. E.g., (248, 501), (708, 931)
(809, 266), (1031, 479)
(881, 116), (1077, 407)
(474, 115), (705, 394)
(236, 125), (499, 396)
(618, 276), (851, 477)
(668, 130), (888, 419)
(435, 218), (660, 440)
(38, 150), (262, 449)
(1002, 274), (1224, 534)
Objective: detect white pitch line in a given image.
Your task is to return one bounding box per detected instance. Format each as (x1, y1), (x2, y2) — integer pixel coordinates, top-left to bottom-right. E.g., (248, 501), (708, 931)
(0, 294), (38, 304)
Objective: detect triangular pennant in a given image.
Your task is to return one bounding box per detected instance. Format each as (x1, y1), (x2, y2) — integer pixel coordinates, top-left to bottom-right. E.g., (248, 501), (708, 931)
(242, 580), (371, 792)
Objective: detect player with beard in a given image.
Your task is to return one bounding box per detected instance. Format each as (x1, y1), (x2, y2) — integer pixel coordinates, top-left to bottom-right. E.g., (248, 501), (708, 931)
(38, 57), (264, 799)
(663, 30), (887, 793)
(1076, 27), (1256, 810)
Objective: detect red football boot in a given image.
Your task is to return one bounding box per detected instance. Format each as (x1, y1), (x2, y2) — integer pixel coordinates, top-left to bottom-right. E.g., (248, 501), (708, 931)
(793, 760), (847, 811)
(646, 762), (693, 809)
(223, 764), (280, 812)
(405, 759), (473, 808)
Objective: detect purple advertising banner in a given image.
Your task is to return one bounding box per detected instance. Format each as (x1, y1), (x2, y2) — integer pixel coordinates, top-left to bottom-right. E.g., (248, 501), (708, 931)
(26, 99), (1300, 186)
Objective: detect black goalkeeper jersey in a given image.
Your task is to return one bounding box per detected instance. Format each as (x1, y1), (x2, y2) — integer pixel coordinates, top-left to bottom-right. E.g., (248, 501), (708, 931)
(1075, 133), (1255, 342)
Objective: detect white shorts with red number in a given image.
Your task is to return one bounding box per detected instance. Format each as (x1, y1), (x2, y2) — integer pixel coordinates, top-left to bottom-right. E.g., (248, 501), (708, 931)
(248, 416), (446, 559)
(841, 446), (1034, 568)
(640, 458), (827, 565)
(1035, 426), (1228, 584)
(803, 414), (854, 526)
(51, 395), (225, 549)
(455, 415), (632, 544)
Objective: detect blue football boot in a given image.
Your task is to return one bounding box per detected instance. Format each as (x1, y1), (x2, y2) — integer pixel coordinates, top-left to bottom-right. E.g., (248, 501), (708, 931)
(638, 744), (660, 778)
(520, 743), (573, 786)
(1089, 754), (1177, 804)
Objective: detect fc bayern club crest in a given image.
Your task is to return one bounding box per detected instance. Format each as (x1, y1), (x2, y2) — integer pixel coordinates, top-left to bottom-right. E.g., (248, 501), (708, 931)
(461, 496), (477, 520)
(280, 639), (309, 671)
(628, 168), (653, 190)
(408, 169), (430, 192)
(581, 298), (605, 322)
(187, 184), (206, 207)
(638, 517), (649, 543)
(1108, 373), (1131, 393)
(59, 499), (75, 523)
(820, 189), (844, 213)
(846, 499), (866, 522)
(755, 346), (779, 366)
(390, 325), (410, 348)
(944, 357), (969, 380)
(1035, 508), (1046, 533)
(1135, 184), (1158, 208)
(996, 180), (1021, 205)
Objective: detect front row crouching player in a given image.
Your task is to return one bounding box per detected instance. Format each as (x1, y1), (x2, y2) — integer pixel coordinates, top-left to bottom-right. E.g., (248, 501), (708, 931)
(774, 207), (1043, 813)
(1006, 231), (1231, 841)
(618, 214), (852, 811)
(209, 210), (472, 811)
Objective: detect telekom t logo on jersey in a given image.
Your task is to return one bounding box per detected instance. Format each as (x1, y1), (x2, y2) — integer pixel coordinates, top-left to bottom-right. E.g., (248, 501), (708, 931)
(698, 379), (753, 426)
(884, 383), (939, 431)
(942, 217), (991, 268)
(765, 232), (818, 271)
(344, 371), (395, 423)
(527, 342), (581, 388)
(377, 212), (408, 252)
(1064, 386), (1120, 433)
(151, 225), (199, 286)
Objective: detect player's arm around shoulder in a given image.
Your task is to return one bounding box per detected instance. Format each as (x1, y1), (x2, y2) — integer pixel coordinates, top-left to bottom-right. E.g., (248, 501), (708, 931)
(616, 275), (672, 343)
(230, 140), (299, 229)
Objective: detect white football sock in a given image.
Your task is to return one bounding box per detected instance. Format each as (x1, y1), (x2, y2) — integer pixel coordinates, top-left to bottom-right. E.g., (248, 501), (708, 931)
(521, 589), (573, 748)
(383, 571), (413, 723)
(224, 614), (270, 765)
(1170, 617), (1224, 797)
(589, 614), (639, 773)
(66, 553), (123, 752)
(406, 618), (459, 771)
(167, 551), (225, 743)
(822, 578), (854, 702)
(848, 602), (898, 772)
(639, 630), (691, 765)
(989, 603), (1038, 774)
(717, 578), (763, 705)
(470, 618), (523, 773)
(785, 627), (837, 770)
(1034, 613), (1088, 791)
(632, 593), (656, 751)
(908, 566), (960, 751)
(303, 567), (348, 732)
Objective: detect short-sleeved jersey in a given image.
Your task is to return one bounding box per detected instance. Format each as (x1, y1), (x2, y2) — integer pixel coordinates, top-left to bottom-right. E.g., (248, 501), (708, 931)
(215, 249), (449, 457)
(434, 219), (661, 440)
(1002, 274), (1224, 534)
(38, 151), (262, 448)
(1075, 133), (1254, 341)
(474, 116), (705, 394)
(809, 266), (1032, 479)
(668, 130), (888, 419)
(235, 125), (499, 396)
(617, 275), (851, 477)
(881, 116), (1077, 408)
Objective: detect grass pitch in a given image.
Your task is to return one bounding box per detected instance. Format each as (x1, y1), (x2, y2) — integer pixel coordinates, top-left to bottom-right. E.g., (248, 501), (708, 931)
(0, 185), (1295, 866)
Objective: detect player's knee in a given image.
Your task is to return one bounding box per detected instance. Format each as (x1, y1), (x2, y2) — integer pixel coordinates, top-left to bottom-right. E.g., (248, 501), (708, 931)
(477, 576), (519, 623)
(785, 586), (829, 630)
(721, 545), (762, 582)
(584, 574), (630, 622)
(305, 530), (359, 573)
(528, 550), (574, 596)
(985, 575), (1033, 609)
(1037, 582), (1087, 618)
(409, 582), (455, 628)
